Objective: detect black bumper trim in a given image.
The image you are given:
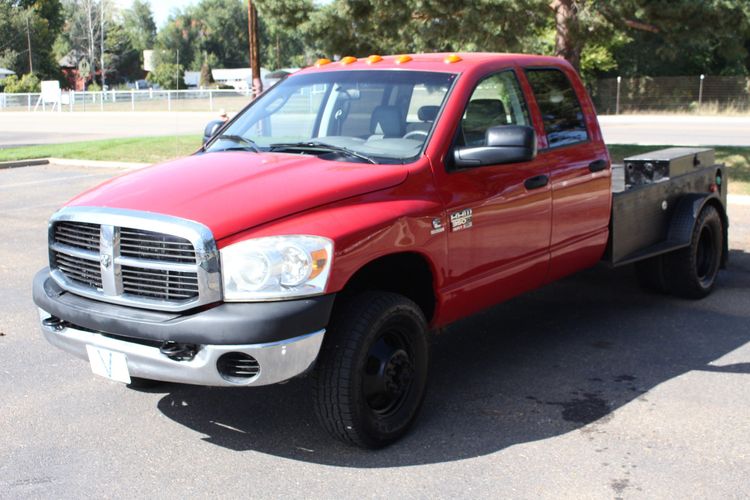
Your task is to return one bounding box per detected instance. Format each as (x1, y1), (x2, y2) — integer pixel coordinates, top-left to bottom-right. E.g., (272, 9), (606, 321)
(32, 268), (335, 345)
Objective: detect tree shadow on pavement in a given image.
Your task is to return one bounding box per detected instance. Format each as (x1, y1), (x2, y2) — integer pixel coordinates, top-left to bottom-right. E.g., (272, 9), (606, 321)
(154, 249), (750, 467)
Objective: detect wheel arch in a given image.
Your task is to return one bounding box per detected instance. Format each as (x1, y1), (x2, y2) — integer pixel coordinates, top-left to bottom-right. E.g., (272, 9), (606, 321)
(334, 251), (438, 323)
(667, 193), (728, 268)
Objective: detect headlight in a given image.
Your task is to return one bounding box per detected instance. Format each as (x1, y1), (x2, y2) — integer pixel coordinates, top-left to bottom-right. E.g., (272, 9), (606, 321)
(221, 235), (333, 301)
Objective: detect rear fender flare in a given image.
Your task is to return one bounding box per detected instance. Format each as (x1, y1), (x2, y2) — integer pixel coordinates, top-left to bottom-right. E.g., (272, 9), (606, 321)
(667, 193), (728, 267)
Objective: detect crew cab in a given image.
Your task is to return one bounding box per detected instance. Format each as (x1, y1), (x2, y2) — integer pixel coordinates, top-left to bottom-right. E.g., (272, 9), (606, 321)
(33, 53), (728, 448)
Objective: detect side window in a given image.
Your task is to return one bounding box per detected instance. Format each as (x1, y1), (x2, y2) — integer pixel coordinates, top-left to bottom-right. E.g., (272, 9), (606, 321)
(459, 71), (530, 147)
(525, 69), (588, 148)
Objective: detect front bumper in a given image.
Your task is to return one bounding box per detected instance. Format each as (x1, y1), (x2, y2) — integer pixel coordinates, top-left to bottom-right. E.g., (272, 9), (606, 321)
(33, 268), (333, 387)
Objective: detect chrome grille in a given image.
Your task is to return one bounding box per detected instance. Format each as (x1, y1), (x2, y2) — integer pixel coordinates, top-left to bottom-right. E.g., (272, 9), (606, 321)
(122, 265), (199, 300)
(48, 208), (221, 312)
(54, 221), (100, 252)
(120, 228), (197, 263)
(52, 251), (102, 288)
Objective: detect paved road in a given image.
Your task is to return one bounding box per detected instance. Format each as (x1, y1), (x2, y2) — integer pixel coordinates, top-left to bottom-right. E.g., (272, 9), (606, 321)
(0, 112), (220, 148)
(1, 165), (749, 498)
(2, 112), (750, 148)
(599, 115), (750, 147)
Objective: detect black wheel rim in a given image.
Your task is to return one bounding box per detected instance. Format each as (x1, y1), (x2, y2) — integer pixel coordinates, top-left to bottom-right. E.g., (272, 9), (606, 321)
(362, 327), (415, 417)
(696, 224), (718, 286)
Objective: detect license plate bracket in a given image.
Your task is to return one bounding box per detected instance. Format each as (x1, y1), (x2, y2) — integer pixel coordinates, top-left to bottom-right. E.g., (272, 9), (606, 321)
(86, 345), (131, 384)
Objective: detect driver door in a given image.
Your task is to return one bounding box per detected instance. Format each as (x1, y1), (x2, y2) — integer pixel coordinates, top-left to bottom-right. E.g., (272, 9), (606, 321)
(436, 70), (552, 319)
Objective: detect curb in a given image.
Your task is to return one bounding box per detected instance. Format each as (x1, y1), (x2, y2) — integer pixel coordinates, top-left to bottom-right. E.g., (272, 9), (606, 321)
(47, 158), (151, 170)
(0, 158), (49, 170)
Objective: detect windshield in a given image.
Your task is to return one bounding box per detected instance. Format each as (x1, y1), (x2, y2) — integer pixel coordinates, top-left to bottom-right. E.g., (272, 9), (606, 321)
(205, 70), (457, 164)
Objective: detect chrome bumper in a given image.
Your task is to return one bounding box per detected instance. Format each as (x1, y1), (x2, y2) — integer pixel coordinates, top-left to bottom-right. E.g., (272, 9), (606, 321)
(38, 308), (325, 387)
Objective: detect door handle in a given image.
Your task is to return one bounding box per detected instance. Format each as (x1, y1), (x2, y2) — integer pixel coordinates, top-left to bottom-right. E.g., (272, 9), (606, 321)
(589, 159), (608, 172)
(524, 174), (549, 190)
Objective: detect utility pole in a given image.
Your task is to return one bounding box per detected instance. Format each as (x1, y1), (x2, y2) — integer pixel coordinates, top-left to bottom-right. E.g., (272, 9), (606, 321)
(25, 12), (33, 74)
(176, 48), (179, 90)
(247, 0), (262, 97)
(100, 1), (106, 91)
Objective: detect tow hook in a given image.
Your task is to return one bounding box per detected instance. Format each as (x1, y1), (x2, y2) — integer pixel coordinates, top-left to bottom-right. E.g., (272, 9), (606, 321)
(159, 341), (199, 361)
(42, 316), (67, 331)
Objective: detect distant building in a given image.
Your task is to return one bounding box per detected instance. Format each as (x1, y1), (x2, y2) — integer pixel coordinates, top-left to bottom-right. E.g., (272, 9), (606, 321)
(0, 68), (14, 82)
(211, 67), (298, 91)
(184, 71), (200, 89)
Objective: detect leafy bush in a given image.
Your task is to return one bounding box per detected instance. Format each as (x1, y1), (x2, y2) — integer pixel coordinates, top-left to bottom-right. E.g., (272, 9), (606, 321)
(147, 62), (185, 90)
(3, 73), (41, 93)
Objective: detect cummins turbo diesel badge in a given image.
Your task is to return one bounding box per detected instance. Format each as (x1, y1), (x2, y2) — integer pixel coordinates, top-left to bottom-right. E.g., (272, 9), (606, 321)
(450, 209), (473, 231)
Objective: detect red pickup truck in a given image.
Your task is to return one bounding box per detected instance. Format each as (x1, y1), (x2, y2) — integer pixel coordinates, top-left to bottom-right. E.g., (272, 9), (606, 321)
(33, 53), (728, 448)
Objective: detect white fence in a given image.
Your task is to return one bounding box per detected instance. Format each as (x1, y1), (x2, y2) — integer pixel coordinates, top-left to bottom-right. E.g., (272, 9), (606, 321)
(0, 89), (256, 113)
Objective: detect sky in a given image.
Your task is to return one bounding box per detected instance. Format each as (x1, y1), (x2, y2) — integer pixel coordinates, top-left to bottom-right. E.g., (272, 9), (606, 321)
(112, 0), (199, 28)
(113, 0), (330, 27)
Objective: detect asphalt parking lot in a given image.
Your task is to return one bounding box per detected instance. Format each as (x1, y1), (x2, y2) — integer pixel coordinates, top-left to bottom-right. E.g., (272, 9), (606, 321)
(1, 164), (749, 498)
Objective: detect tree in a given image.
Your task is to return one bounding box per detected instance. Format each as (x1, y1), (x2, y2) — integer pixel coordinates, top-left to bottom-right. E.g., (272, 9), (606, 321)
(547, 0), (750, 76)
(0, 0), (64, 80)
(255, 0), (313, 68)
(122, 0), (155, 53)
(146, 61), (184, 89)
(115, 0), (155, 80)
(610, 0), (750, 77)
(104, 18), (139, 83)
(304, 0), (549, 59)
(154, 0), (250, 73)
(58, 0), (105, 83)
(199, 61), (213, 87)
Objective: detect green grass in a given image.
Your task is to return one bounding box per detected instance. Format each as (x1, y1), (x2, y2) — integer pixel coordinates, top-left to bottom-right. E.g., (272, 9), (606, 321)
(608, 145), (749, 195)
(1, 136), (748, 195)
(0, 135), (201, 164)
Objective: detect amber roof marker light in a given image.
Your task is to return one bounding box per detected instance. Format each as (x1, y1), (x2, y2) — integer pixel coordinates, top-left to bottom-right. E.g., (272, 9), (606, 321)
(444, 54), (462, 64)
(314, 58), (332, 67)
(340, 56), (357, 65)
(395, 55), (413, 64)
(367, 55), (383, 64)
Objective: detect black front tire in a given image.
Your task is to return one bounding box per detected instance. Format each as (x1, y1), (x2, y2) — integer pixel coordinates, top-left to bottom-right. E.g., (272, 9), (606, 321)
(312, 292), (430, 448)
(664, 205), (723, 299)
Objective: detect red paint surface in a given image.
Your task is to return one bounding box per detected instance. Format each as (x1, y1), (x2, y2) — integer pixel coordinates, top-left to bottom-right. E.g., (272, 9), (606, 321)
(65, 53), (612, 328)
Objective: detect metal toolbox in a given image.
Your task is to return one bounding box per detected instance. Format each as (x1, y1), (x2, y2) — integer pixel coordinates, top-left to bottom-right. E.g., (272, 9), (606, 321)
(623, 147), (715, 187)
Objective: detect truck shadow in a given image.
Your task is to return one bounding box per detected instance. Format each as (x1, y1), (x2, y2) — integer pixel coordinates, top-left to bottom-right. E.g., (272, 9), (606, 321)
(154, 249), (750, 467)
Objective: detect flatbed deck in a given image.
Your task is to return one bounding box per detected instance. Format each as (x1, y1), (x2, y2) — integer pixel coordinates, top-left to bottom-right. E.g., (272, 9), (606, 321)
(605, 149), (727, 266)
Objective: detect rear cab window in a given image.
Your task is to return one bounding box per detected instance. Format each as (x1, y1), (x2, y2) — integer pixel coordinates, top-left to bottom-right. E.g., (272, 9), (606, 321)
(524, 68), (588, 148)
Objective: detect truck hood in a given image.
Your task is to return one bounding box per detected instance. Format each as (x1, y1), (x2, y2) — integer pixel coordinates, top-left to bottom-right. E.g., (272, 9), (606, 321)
(67, 152), (409, 240)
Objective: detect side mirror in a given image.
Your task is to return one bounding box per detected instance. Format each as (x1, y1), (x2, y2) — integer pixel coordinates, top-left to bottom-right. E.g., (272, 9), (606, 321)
(203, 119), (225, 144)
(453, 125), (537, 168)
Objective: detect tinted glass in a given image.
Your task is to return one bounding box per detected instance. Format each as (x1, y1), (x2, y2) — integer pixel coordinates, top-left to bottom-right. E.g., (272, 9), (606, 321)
(525, 69), (588, 148)
(459, 71), (530, 147)
(207, 70), (456, 163)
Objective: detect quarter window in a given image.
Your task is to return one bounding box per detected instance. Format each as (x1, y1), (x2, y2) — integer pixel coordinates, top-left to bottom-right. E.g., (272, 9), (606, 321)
(525, 69), (588, 148)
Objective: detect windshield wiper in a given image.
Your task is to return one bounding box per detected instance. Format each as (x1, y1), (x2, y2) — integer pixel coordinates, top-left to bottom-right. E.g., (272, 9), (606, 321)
(269, 141), (377, 164)
(212, 134), (260, 152)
